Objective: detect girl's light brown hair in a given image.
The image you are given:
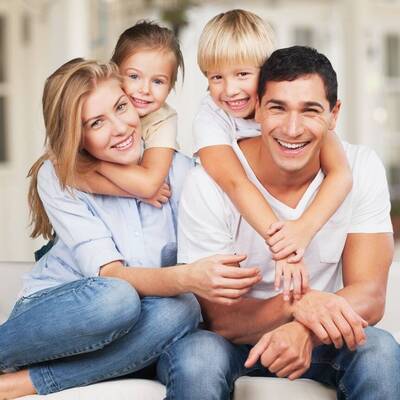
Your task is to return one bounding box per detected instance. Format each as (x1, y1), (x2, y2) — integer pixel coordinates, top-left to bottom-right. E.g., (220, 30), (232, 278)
(28, 58), (121, 240)
(111, 20), (184, 87)
(198, 9), (275, 75)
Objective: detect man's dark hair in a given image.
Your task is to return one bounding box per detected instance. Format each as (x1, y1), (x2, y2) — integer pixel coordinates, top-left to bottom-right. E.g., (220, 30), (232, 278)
(257, 46), (338, 110)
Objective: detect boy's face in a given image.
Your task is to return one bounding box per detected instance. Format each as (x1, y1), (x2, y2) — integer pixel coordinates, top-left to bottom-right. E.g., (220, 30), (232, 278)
(255, 74), (340, 174)
(206, 64), (259, 119)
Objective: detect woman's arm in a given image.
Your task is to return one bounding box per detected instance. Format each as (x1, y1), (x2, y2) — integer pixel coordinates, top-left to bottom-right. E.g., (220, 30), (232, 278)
(99, 254), (261, 304)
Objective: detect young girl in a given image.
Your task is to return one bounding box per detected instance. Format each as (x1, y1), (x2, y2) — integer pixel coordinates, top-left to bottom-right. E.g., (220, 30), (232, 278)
(74, 21), (183, 207)
(0, 59), (260, 398)
(195, 10), (353, 300)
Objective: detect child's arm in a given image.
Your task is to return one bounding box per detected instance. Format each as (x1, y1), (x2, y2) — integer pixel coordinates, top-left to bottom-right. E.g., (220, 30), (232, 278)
(267, 132), (353, 260)
(95, 147), (174, 199)
(199, 145), (279, 239)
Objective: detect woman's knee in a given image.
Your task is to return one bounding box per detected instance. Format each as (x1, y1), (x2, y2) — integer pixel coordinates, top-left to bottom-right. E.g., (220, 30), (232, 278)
(79, 277), (141, 336)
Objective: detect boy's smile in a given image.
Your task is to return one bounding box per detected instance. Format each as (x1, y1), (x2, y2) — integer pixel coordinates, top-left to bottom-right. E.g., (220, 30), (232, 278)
(207, 64), (259, 119)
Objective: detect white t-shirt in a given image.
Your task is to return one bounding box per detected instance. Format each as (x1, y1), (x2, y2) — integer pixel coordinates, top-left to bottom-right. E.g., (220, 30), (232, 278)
(178, 140), (393, 299)
(192, 95), (260, 154)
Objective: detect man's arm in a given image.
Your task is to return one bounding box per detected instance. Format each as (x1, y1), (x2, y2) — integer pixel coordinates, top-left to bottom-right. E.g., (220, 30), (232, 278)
(198, 294), (293, 345)
(338, 232), (394, 324)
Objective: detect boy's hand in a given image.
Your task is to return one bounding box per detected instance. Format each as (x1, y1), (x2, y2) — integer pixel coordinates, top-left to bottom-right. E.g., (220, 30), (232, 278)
(266, 220), (313, 261)
(140, 183), (171, 208)
(275, 259), (309, 301)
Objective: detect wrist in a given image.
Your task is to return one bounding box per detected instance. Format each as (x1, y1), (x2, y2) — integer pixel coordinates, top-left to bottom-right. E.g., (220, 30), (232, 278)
(176, 263), (192, 293)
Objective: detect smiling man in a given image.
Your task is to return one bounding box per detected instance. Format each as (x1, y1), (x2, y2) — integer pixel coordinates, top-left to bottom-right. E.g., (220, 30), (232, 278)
(160, 46), (400, 400)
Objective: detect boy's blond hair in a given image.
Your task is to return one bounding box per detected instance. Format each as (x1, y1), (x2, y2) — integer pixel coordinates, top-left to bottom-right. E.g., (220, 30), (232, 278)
(198, 9), (275, 75)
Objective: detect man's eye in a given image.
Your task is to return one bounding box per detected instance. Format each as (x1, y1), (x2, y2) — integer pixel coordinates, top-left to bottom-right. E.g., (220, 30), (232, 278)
(304, 108), (319, 114)
(269, 106), (284, 111)
(117, 102), (127, 112)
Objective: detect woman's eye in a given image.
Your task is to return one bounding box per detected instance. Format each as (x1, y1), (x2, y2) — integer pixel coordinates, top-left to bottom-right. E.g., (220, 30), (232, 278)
(129, 74), (139, 80)
(91, 119), (102, 129)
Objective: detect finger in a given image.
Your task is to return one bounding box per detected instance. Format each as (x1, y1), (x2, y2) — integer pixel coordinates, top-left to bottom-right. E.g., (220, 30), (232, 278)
(161, 183), (170, 191)
(213, 296), (243, 306)
(157, 195), (169, 204)
(340, 308), (367, 346)
(292, 269), (302, 300)
(274, 262), (283, 290)
(332, 314), (356, 350)
(215, 287), (251, 299)
(287, 248), (304, 263)
(266, 221), (285, 236)
(288, 367), (308, 380)
(266, 232), (285, 248)
(301, 267), (309, 293)
(306, 322), (331, 345)
(245, 335), (271, 368)
(321, 318), (343, 349)
(149, 200), (162, 208)
(282, 267), (292, 301)
(218, 275), (261, 290)
(160, 189), (171, 197)
(272, 243), (297, 260)
(217, 254), (247, 265)
(219, 265), (260, 279)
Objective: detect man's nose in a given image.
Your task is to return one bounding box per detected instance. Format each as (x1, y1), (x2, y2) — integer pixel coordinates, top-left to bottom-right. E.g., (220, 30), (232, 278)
(284, 113), (304, 137)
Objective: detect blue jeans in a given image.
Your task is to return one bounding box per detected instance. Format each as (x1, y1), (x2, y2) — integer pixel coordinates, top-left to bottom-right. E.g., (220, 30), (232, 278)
(0, 277), (200, 394)
(157, 327), (400, 400)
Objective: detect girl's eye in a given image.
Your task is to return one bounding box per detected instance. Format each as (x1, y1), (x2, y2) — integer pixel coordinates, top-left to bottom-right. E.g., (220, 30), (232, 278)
(129, 74), (139, 80)
(117, 102), (127, 112)
(153, 78), (165, 85)
(91, 119), (103, 129)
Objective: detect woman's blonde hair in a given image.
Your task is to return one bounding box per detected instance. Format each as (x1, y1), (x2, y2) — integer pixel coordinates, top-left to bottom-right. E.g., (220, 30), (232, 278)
(197, 9), (275, 75)
(28, 58), (121, 240)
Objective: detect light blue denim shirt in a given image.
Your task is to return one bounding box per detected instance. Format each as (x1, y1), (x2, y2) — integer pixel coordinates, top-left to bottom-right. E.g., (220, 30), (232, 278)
(21, 153), (193, 298)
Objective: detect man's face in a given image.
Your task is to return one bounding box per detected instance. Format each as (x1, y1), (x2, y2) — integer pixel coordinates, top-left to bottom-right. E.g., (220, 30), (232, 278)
(255, 74), (340, 174)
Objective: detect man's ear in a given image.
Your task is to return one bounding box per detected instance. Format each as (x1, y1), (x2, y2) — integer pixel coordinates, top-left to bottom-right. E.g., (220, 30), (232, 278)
(329, 100), (341, 130)
(255, 96), (261, 123)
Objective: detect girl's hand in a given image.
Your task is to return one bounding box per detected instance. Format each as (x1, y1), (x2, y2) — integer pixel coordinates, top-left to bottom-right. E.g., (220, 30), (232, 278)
(266, 220), (313, 261)
(140, 183), (171, 208)
(274, 259), (309, 301)
(185, 254), (262, 305)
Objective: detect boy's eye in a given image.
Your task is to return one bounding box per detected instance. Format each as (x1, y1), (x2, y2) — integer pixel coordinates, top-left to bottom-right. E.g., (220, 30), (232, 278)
(238, 71), (250, 77)
(116, 102), (128, 112)
(129, 74), (139, 80)
(210, 75), (222, 81)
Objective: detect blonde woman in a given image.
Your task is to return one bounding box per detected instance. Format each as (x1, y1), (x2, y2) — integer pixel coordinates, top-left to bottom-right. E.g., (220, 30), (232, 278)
(0, 59), (261, 398)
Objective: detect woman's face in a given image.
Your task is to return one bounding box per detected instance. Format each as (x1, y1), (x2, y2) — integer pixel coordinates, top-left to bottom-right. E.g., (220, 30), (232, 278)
(81, 78), (141, 164)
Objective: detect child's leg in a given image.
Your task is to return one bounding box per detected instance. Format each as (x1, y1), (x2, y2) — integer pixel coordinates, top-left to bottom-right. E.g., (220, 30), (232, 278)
(29, 294), (200, 395)
(0, 277), (141, 370)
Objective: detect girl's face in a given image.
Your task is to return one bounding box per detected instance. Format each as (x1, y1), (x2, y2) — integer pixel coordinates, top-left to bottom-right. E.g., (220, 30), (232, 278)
(119, 48), (176, 117)
(82, 78), (141, 165)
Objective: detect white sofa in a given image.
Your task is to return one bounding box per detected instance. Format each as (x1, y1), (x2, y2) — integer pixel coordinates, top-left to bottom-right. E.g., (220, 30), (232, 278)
(0, 261), (398, 400)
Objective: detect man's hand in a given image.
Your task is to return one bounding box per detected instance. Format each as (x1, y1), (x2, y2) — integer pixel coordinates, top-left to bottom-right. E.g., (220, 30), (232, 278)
(245, 321), (313, 380)
(293, 290), (368, 350)
(185, 254), (262, 305)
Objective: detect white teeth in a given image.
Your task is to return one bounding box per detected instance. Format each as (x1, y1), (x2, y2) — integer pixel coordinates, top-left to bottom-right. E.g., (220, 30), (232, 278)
(133, 98), (150, 104)
(115, 135), (133, 149)
(227, 99), (247, 106)
(277, 139), (306, 149)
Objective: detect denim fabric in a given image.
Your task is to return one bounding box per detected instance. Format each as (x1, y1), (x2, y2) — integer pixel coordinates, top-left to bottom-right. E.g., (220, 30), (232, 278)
(0, 277), (200, 395)
(157, 326), (400, 400)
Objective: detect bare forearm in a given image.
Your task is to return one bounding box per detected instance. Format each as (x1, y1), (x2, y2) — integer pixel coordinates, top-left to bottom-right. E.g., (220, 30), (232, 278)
(200, 294), (293, 345)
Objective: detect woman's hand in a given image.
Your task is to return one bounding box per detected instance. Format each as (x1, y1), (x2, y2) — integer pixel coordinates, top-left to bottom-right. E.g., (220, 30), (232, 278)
(184, 254), (262, 305)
